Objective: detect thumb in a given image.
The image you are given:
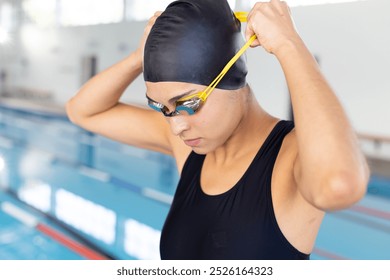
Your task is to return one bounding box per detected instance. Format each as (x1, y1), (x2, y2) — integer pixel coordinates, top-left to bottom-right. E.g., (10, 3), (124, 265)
(245, 24), (260, 48)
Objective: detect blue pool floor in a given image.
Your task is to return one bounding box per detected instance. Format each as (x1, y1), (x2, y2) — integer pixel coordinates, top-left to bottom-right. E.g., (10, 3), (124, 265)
(0, 192), (84, 260)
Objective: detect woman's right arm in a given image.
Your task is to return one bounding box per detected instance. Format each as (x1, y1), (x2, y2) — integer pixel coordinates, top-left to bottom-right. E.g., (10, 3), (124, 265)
(66, 13), (173, 155)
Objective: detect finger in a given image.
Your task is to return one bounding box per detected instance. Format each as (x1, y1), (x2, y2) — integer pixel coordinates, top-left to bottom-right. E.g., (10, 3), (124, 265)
(270, 0), (282, 5)
(271, 0), (290, 16)
(253, 2), (266, 8)
(250, 39), (261, 48)
(279, 1), (290, 13)
(245, 4), (257, 42)
(245, 25), (261, 48)
(245, 24), (253, 42)
(149, 12), (162, 26)
(150, 11), (162, 22)
(282, 2), (292, 15)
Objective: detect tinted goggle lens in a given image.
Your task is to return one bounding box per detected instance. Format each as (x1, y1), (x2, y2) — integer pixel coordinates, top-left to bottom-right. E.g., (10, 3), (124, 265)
(176, 98), (202, 115)
(148, 97), (203, 117)
(148, 100), (164, 111)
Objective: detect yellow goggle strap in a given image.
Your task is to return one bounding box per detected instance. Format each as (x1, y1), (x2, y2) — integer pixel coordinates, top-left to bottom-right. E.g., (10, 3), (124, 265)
(199, 34), (256, 101)
(199, 11), (255, 101)
(234, 11), (249, 23)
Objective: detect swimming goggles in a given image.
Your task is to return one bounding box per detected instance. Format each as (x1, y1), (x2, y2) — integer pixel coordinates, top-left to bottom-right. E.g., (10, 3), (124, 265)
(147, 12), (256, 117)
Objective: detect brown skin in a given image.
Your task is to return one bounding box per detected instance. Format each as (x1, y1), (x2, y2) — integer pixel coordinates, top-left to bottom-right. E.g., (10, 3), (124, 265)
(67, 1), (369, 255)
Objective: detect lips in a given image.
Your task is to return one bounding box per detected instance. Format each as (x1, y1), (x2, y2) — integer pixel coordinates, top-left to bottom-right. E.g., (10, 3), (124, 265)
(183, 138), (201, 147)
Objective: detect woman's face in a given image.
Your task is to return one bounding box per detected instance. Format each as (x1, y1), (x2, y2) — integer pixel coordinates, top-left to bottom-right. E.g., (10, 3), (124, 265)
(146, 81), (246, 154)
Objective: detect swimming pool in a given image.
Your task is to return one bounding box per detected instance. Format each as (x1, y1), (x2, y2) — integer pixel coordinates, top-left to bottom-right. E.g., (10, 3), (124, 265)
(0, 104), (389, 260)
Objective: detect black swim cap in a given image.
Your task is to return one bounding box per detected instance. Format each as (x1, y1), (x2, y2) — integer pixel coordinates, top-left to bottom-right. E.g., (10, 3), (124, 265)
(143, 0), (247, 90)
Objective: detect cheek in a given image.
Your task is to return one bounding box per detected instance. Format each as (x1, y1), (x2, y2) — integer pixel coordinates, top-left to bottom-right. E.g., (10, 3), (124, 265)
(196, 99), (240, 137)
(195, 101), (223, 129)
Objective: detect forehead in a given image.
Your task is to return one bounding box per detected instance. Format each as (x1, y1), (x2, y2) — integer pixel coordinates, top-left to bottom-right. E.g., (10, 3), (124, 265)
(145, 81), (203, 101)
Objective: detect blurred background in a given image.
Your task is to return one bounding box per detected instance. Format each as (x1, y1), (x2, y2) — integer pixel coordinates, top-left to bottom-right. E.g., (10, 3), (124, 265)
(0, 0), (389, 260)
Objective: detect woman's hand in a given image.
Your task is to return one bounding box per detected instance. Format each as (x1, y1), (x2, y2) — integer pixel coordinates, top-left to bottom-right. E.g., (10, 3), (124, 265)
(245, 0), (301, 56)
(135, 11), (163, 68)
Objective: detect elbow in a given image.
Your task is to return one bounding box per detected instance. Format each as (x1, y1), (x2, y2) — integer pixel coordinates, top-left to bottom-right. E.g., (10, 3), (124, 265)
(66, 98), (81, 125)
(313, 169), (370, 211)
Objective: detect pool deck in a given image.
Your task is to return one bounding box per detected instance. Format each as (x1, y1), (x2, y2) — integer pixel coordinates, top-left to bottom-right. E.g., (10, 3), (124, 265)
(367, 156), (390, 178)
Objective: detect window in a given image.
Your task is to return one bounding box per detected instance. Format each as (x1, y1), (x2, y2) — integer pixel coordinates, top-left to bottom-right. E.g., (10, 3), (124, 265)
(243, 0), (366, 8)
(58, 0), (124, 26)
(125, 0), (173, 21)
(125, 0), (236, 21)
(22, 0), (57, 26)
(0, 2), (16, 44)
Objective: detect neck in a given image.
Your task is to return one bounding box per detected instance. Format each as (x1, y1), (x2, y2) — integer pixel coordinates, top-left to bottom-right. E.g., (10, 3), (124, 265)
(208, 89), (278, 166)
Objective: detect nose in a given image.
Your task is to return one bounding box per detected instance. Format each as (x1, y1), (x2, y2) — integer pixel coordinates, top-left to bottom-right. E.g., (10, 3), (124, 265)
(168, 115), (190, 136)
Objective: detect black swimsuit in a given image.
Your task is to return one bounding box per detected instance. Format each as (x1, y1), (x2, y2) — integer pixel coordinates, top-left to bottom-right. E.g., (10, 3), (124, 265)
(160, 120), (310, 260)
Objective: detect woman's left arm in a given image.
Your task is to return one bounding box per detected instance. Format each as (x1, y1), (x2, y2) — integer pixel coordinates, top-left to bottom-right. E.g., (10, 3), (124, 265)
(246, 0), (370, 210)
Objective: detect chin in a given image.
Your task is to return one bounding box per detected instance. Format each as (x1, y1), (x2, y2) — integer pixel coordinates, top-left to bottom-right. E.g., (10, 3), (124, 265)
(191, 147), (208, 155)
(191, 143), (219, 155)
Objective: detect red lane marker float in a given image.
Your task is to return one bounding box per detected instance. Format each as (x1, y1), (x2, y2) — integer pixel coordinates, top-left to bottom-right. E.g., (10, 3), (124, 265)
(36, 224), (108, 260)
(350, 205), (390, 221)
(312, 248), (348, 260)
(1, 202), (108, 260)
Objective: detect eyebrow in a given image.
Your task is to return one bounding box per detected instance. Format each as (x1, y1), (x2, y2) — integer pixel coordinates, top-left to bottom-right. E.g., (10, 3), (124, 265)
(146, 89), (197, 104)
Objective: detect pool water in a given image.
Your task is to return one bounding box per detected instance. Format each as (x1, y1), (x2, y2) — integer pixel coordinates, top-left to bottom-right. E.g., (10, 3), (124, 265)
(0, 105), (389, 260)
